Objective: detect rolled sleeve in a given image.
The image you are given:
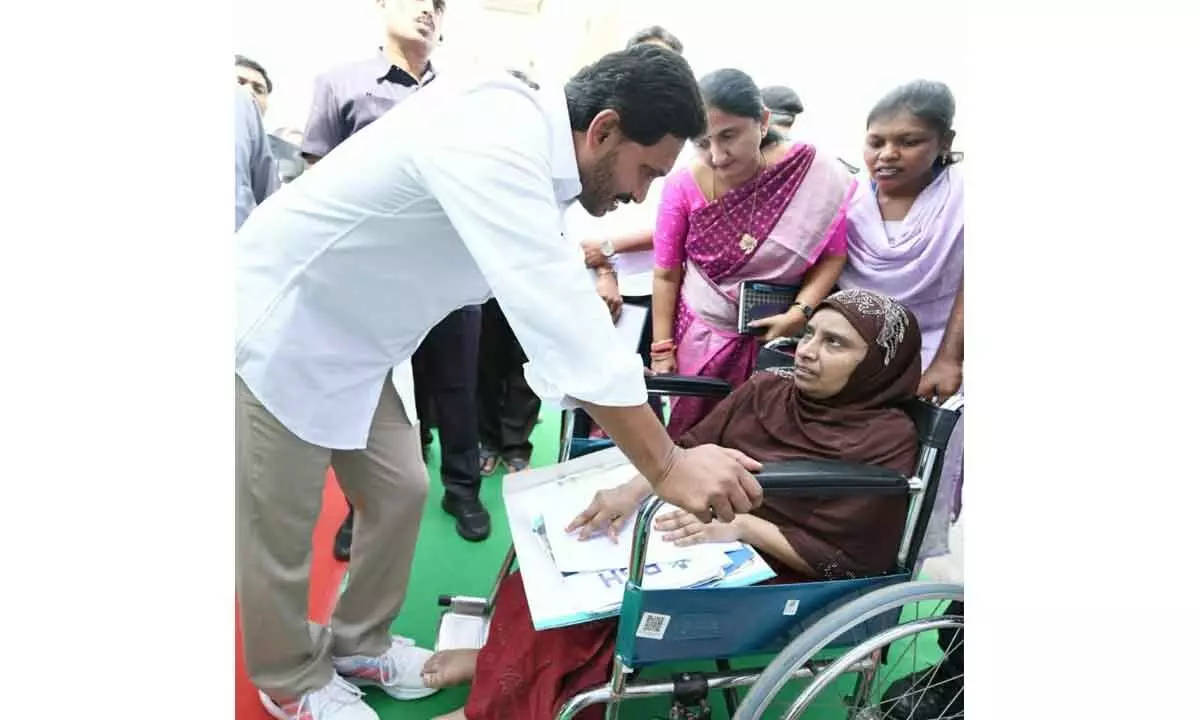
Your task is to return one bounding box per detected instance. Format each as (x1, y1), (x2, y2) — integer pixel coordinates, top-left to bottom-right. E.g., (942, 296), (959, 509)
(414, 85), (647, 409)
(301, 73), (345, 159)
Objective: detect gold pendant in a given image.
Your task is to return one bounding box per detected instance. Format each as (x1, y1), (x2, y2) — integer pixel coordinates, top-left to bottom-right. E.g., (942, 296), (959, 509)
(739, 232), (758, 254)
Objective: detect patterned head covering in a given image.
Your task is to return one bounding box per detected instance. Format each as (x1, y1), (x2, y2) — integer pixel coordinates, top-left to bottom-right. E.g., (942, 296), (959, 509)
(813, 289), (922, 410)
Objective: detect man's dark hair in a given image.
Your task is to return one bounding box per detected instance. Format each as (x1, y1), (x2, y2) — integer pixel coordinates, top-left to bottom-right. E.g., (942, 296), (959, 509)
(625, 25), (684, 54)
(761, 85), (803, 118)
(565, 44), (705, 146)
(235, 54), (273, 94)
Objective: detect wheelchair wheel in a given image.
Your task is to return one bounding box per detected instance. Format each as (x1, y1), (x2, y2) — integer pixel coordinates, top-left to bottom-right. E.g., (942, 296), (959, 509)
(733, 581), (963, 720)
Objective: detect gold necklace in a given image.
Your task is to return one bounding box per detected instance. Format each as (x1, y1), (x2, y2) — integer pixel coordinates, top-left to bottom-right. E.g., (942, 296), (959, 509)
(713, 153), (765, 255)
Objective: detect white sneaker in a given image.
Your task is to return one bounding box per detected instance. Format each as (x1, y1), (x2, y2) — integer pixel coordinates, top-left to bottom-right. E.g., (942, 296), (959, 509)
(258, 675), (379, 720)
(333, 635), (438, 701)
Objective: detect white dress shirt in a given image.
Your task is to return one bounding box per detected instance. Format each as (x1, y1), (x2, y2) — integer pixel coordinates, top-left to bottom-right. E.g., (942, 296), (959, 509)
(235, 72), (647, 450)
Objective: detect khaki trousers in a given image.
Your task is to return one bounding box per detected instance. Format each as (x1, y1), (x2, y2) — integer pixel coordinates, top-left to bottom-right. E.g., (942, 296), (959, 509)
(235, 373), (429, 699)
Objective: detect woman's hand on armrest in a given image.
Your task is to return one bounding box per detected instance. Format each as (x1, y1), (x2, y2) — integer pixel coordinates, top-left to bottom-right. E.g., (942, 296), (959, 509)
(735, 515), (817, 577)
(656, 509), (746, 545)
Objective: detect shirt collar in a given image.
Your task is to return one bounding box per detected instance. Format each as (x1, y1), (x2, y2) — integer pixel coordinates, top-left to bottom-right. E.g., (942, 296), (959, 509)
(542, 88), (582, 206)
(373, 49), (436, 87)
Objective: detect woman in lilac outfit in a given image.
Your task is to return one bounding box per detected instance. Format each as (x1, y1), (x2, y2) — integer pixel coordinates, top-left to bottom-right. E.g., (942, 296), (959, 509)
(838, 79), (965, 719)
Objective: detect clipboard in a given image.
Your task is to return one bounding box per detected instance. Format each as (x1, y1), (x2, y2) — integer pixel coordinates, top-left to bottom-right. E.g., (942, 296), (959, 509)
(737, 281), (801, 335)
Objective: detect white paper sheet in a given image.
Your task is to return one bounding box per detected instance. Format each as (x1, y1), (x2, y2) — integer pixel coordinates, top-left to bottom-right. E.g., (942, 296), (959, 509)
(503, 447), (778, 630)
(613, 301), (648, 356)
(541, 491), (731, 574)
(560, 553), (730, 613)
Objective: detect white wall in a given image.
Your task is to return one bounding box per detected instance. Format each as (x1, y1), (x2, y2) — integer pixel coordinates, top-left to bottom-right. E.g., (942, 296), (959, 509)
(235, 0), (967, 163)
(613, 0), (968, 163)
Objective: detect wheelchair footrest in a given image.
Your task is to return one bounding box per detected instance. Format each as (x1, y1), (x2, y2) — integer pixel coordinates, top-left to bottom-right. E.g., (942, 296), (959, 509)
(434, 609), (492, 652)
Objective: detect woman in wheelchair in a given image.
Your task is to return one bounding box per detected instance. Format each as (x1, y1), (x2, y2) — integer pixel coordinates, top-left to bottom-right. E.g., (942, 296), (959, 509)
(423, 289), (922, 720)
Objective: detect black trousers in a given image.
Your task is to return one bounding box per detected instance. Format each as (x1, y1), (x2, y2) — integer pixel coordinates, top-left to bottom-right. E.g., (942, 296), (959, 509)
(476, 299), (540, 461)
(412, 306), (483, 503)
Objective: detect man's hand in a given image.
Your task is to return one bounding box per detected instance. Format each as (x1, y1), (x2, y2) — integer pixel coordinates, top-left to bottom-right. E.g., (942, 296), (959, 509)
(918, 357), (963, 402)
(581, 240), (608, 269)
(655, 509), (744, 545)
(596, 270), (622, 322)
(652, 445), (763, 523)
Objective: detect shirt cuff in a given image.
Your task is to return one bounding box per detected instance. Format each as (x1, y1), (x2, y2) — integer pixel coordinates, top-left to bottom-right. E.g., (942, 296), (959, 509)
(522, 351), (647, 410)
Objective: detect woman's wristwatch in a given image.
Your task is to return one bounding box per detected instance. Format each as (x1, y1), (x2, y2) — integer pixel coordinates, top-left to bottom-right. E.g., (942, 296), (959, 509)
(791, 302), (815, 319)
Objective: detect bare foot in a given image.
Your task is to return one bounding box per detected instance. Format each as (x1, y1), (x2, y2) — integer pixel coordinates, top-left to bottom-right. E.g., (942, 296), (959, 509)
(432, 709), (468, 720)
(421, 649), (480, 689)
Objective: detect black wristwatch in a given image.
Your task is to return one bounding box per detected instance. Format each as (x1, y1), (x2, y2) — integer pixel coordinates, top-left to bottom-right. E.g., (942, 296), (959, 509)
(792, 302), (815, 319)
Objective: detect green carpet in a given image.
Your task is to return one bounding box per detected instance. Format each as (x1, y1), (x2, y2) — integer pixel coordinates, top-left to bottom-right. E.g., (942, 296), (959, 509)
(365, 408), (948, 719)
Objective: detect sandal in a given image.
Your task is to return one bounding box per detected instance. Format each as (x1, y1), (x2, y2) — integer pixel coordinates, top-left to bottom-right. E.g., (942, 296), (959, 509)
(480, 448), (500, 476)
(502, 456), (530, 473)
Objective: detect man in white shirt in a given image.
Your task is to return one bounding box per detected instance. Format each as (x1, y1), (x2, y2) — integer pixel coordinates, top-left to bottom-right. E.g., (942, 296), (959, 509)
(235, 44), (764, 720)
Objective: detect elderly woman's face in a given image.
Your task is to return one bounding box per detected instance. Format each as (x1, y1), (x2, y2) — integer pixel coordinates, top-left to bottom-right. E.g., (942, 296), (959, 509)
(792, 309), (869, 399)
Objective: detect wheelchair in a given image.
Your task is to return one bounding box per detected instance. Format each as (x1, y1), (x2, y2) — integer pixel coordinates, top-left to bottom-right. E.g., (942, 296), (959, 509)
(435, 343), (964, 720)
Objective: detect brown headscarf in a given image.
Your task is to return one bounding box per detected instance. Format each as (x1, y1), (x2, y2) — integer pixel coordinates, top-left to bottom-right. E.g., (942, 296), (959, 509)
(678, 289), (923, 581)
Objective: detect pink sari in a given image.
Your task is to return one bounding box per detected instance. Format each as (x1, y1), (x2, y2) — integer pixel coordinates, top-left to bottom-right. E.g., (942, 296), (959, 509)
(654, 144), (855, 438)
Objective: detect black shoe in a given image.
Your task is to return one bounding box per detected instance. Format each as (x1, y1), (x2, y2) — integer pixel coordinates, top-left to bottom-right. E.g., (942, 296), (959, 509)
(879, 664), (963, 720)
(441, 495), (491, 542)
(333, 512), (353, 562)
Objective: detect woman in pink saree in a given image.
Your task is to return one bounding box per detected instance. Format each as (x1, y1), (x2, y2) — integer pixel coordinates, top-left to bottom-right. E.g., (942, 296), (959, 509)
(651, 68), (855, 438)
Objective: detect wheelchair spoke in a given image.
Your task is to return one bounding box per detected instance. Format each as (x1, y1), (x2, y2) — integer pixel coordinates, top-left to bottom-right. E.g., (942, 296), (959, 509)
(731, 583), (963, 720)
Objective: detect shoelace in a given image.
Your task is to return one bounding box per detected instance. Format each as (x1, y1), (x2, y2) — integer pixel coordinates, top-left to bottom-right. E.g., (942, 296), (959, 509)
(298, 675), (363, 719)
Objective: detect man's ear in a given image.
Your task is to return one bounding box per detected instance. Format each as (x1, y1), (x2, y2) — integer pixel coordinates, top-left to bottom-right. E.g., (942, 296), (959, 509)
(587, 109), (622, 148)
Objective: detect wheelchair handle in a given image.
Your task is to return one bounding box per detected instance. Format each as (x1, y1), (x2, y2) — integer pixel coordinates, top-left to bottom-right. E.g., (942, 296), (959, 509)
(625, 458), (919, 586)
(644, 373), (733, 399)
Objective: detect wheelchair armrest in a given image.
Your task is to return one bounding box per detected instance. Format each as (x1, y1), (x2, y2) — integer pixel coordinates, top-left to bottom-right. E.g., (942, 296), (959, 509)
(644, 373), (734, 399)
(756, 458), (909, 497)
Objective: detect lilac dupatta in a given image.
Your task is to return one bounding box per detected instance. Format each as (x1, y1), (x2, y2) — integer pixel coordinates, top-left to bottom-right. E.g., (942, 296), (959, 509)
(840, 164), (964, 368)
(839, 164), (965, 560)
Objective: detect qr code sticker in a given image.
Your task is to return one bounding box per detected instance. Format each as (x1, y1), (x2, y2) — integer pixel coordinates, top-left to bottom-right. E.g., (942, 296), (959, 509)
(783, 599), (800, 616)
(635, 612), (671, 640)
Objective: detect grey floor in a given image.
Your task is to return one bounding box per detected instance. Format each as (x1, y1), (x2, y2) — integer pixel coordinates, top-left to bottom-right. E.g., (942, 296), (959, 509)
(920, 513), (964, 584)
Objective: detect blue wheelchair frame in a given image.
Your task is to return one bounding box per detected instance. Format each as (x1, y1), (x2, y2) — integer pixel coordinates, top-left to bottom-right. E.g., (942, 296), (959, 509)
(437, 368), (962, 719)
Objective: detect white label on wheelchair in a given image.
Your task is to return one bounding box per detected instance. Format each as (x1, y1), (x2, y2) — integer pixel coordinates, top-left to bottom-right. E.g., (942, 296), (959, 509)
(783, 599), (801, 616)
(635, 612), (672, 640)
